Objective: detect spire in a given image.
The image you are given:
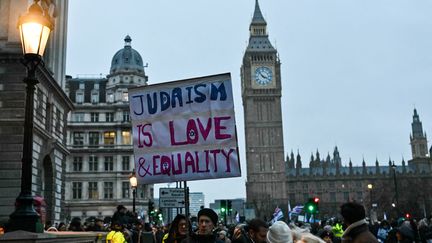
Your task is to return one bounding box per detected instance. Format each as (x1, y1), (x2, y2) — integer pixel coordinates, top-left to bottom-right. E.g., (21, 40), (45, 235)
(411, 108), (425, 138)
(252, 0), (266, 25)
(245, 0), (275, 53)
(296, 151), (302, 175)
(375, 158), (380, 174)
(333, 146), (341, 167)
(124, 35), (132, 47)
(362, 158), (367, 174)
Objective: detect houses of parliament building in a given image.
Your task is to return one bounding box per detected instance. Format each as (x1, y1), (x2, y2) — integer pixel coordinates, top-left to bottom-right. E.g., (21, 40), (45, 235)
(242, 1), (432, 220)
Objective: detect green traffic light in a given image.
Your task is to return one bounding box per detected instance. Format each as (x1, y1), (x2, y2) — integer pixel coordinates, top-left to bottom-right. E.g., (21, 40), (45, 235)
(308, 205), (315, 212)
(221, 208), (226, 212)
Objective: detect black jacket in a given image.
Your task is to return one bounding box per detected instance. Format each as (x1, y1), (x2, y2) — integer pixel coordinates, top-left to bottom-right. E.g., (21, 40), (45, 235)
(181, 233), (224, 243)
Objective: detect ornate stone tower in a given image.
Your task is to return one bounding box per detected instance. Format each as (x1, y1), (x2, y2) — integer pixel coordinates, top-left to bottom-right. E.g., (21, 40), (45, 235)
(410, 109), (428, 159)
(241, 0), (286, 217)
(408, 109), (431, 172)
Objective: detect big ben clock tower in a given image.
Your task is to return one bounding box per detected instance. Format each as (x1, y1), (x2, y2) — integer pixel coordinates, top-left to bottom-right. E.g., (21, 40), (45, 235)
(241, 0), (286, 217)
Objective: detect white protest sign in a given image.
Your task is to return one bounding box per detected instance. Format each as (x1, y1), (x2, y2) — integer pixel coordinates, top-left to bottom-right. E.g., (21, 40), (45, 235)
(128, 73), (241, 184)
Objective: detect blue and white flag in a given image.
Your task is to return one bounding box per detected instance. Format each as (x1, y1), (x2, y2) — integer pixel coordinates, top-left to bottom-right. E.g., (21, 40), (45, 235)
(291, 205), (304, 215)
(271, 206), (284, 223)
(288, 201), (292, 220)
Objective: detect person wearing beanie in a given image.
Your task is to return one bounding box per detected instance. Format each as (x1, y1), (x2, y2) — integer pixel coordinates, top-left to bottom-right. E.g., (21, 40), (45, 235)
(182, 208), (223, 243)
(266, 221), (293, 243)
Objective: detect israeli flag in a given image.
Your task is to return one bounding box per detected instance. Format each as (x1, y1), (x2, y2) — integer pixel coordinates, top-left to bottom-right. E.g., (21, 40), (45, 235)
(271, 206), (284, 223)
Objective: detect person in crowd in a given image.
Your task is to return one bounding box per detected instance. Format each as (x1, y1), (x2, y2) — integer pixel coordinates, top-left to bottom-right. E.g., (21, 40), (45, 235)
(219, 230), (232, 243)
(395, 221), (415, 243)
(340, 202), (378, 243)
(57, 222), (67, 231)
(384, 220), (398, 243)
(106, 221), (127, 243)
(132, 220), (155, 243)
(266, 221), (293, 243)
(112, 205), (129, 226)
(155, 225), (166, 243)
(232, 218), (269, 243)
(68, 217), (85, 231)
(162, 214), (192, 243)
(318, 230), (335, 243)
(93, 218), (107, 231)
(418, 218), (432, 243)
(376, 220), (390, 243)
(331, 222), (343, 241)
(45, 225), (58, 232)
(44, 221), (53, 231)
(182, 208), (223, 243)
(295, 232), (326, 243)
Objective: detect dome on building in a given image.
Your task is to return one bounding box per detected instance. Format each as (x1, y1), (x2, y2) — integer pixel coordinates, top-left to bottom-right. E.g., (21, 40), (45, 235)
(110, 35), (145, 75)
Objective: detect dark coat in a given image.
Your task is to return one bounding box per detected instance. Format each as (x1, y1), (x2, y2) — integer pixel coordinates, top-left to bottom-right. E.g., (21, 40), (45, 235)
(342, 223), (379, 243)
(181, 233), (224, 243)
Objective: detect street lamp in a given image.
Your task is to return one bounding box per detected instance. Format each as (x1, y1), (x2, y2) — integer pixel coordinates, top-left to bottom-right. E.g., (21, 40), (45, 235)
(7, 0), (53, 233)
(129, 169), (138, 214)
(391, 162), (399, 208)
(367, 184), (373, 204)
(367, 184), (373, 220)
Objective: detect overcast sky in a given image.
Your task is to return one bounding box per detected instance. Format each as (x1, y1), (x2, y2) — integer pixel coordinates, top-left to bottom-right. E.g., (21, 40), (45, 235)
(66, 0), (432, 206)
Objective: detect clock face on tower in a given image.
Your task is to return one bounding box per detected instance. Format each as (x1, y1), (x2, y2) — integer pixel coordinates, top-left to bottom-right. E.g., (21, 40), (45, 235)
(255, 66), (273, 86)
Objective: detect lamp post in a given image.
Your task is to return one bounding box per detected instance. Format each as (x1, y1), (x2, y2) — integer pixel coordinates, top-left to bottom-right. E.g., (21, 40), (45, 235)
(367, 184), (373, 220)
(7, 0), (53, 233)
(391, 162), (399, 208)
(129, 169), (137, 214)
(367, 184), (373, 206)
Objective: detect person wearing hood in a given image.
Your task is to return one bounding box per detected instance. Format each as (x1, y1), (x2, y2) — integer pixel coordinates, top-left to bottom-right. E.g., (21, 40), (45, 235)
(340, 202), (378, 243)
(182, 208), (223, 243)
(396, 221), (415, 243)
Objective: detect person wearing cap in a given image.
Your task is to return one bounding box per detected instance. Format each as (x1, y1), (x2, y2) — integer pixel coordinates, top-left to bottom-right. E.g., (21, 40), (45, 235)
(266, 221), (293, 243)
(340, 202), (378, 243)
(182, 208), (223, 243)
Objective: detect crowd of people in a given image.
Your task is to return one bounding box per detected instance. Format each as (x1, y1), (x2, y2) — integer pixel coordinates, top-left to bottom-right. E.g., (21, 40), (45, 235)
(42, 202), (432, 243)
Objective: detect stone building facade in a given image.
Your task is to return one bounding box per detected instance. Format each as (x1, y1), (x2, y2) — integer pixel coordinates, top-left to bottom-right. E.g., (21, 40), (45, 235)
(0, 0), (72, 224)
(242, 1), (432, 220)
(65, 36), (153, 221)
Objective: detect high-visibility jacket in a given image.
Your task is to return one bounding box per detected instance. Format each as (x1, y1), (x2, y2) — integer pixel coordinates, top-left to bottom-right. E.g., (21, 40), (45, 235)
(106, 230), (127, 243)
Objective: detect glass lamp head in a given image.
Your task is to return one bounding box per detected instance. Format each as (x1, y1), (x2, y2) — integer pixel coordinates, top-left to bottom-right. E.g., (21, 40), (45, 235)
(18, 1), (54, 57)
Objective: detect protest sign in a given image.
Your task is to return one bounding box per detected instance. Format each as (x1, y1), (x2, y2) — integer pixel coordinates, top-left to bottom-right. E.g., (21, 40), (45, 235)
(128, 73), (240, 184)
